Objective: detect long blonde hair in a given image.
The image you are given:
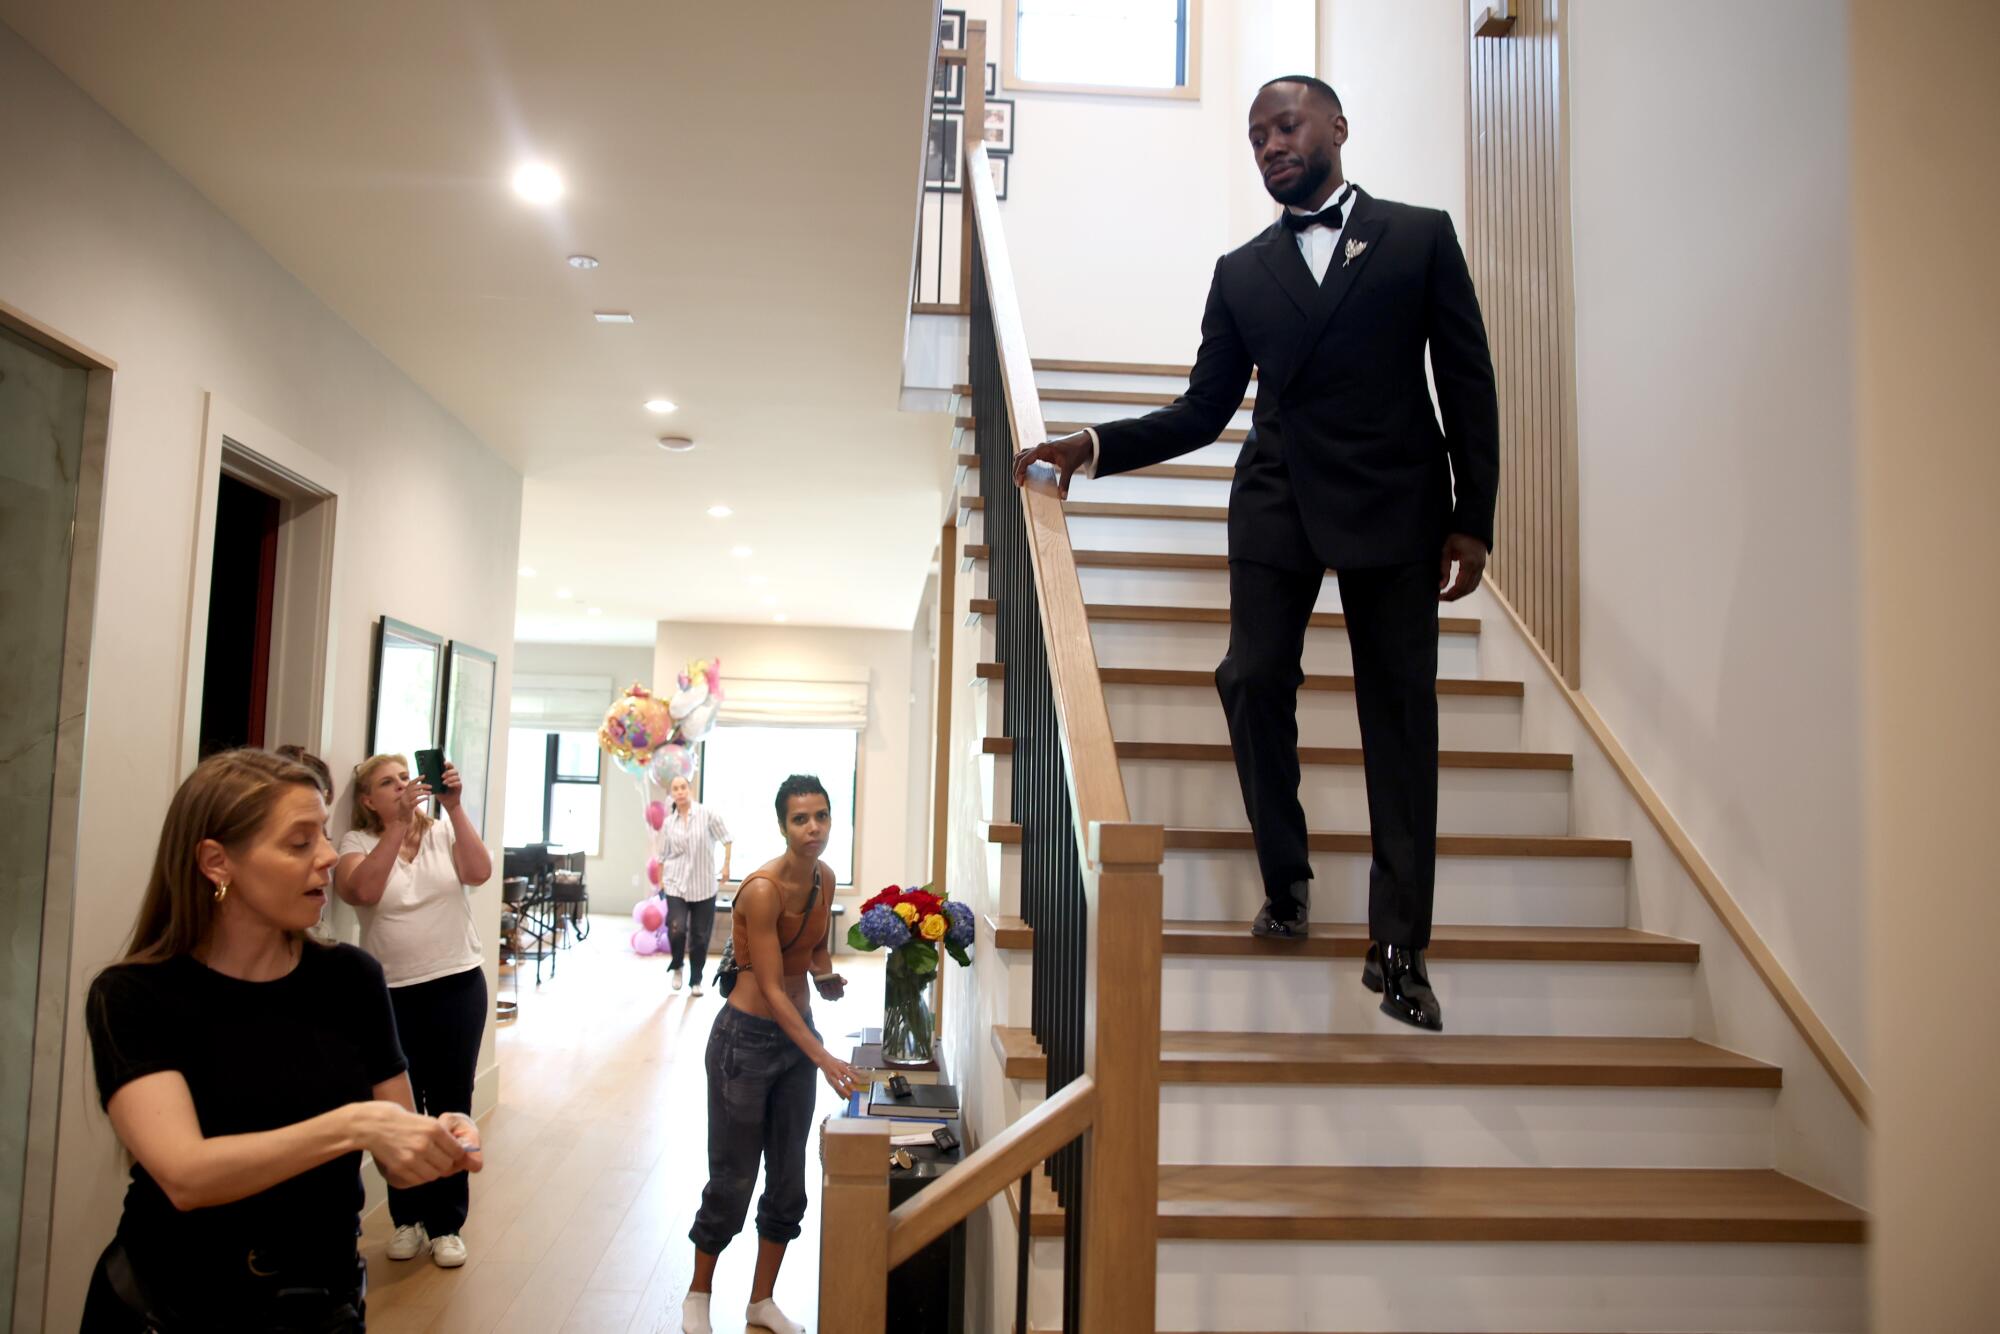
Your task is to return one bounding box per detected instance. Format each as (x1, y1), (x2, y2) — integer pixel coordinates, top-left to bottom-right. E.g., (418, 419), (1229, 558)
(351, 752), (435, 837)
(122, 749), (326, 965)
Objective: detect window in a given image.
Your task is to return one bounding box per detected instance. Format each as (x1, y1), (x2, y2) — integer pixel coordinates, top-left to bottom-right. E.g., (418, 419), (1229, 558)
(699, 725), (860, 886)
(502, 727), (603, 854)
(1007, 0), (1199, 98)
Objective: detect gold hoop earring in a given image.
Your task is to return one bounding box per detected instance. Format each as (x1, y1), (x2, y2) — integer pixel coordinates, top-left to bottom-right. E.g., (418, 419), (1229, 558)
(213, 881), (229, 903)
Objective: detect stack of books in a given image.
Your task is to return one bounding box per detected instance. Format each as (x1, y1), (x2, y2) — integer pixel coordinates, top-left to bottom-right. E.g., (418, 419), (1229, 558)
(843, 1081), (960, 1143)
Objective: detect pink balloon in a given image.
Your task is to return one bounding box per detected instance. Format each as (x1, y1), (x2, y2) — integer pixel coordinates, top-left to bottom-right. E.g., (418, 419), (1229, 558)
(631, 928), (659, 956)
(646, 857), (663, 888)
(654, 925), (673, 949)
(631, 900), (652, 927)
(638, 899), (665, 933)
(645, 800), (666, 831)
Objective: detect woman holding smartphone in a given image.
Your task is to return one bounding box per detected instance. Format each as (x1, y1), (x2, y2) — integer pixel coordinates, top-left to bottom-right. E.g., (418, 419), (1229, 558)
(82, 749), (481, 1332)
(681, 774), (861, 1334)
(335, 752), (492, 1270)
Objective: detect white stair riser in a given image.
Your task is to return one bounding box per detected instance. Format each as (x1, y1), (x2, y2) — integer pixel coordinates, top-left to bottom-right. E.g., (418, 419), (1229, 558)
(1106, 680), (1524, 750)
(1068, 473), (1234, 507)
(1078, 563), (1341, 612)
(1150, 956), (1695, 1037)
(1089, 618), (1484, 678)
(1041, 399), (1255, 433)
(1003, 1079), (1776, 1171)
(1067, 514), (1228, 555)
(1158, 849), (1631, 929)
(1122, 756), (1572, 838)
(1035, 371), (1223, 396)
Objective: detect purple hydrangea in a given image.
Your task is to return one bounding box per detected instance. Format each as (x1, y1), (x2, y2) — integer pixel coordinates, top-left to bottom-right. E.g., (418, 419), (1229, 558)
(859, 904), (911, 949)
(944, 900), (975, 948)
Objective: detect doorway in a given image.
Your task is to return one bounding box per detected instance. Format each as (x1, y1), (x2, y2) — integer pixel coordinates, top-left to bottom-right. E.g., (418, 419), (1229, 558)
(197, 473), (283, 756)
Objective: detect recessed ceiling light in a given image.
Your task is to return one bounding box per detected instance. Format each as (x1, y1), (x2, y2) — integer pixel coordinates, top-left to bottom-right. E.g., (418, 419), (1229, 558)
(518, 566), (537, 578)
(586, 606), (603, 616)
(772, 612), (788, 623)
(511, 161), (565, 205)
(657, 436), (696, 452)
(554, 587), (574, 600)
(730, 545), (753, 558)
(567, 254), (600, 270)
(593, 311), (635, 324)
(706, 504), (733, 519)
(645, 399), (677, 414)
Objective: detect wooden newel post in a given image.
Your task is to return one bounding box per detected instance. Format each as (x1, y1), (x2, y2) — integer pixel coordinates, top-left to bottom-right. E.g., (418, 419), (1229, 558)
(818, 1119), (892, 1334)
(1080, 821), (1165, 1332)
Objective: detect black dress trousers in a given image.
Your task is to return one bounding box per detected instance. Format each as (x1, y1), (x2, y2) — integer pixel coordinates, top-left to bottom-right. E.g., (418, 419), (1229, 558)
(1215, 558), (1439, 948)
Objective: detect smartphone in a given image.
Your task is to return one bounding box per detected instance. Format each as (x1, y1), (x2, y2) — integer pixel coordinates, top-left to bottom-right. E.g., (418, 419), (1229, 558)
(415, 748), (447, 805)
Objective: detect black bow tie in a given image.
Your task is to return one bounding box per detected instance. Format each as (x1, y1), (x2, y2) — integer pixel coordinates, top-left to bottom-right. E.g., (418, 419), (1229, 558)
(1283, 185), (1355, 234)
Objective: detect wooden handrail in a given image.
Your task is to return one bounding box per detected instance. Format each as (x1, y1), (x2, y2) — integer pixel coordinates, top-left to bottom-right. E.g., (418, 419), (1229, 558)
(964, 138), (1130, 833)
(886, 1075), (1100, 1267)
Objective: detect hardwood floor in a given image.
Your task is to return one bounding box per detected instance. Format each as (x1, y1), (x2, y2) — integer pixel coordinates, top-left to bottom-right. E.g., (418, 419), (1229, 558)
(362, 917), (886, 1334)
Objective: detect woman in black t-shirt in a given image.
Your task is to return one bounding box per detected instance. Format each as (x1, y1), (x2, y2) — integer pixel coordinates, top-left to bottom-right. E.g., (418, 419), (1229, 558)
(81, 749), (486, 1332)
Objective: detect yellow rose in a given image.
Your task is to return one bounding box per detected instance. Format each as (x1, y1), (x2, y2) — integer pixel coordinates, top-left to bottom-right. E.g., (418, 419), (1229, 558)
(920, 913), (947, 941)
(893, 902), (919, 925)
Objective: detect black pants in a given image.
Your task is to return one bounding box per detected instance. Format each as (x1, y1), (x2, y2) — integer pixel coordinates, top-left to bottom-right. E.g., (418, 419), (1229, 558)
(667, 896), (717, 983)
(81, 1242), (365, 1333)
(1217, 558), (1439, 948)
(386, 965), (486, 1236)
(689, 1006), (819, 1254)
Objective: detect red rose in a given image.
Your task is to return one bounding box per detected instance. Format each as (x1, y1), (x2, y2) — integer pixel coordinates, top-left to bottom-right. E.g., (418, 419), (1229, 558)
(903, 889), (942, 919)
(861, 885), (902, 914)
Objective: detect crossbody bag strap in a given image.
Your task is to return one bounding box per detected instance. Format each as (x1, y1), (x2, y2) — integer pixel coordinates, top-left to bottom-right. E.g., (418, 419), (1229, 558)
(780, 867), (821, 954)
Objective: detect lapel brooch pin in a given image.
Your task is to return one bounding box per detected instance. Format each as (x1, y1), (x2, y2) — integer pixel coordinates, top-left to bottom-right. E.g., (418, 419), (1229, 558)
(1344, 237), (1368, 267)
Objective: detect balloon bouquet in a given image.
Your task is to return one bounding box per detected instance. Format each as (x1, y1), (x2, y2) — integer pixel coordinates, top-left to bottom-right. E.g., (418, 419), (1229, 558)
(598, 659), (725, 956)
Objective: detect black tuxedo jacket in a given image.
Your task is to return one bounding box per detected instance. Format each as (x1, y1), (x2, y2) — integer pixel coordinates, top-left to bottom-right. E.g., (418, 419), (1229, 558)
(1094, 189), (1499, 572)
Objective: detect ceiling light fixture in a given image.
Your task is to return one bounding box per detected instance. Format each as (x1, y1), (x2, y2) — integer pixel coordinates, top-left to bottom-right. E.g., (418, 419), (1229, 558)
(518, 566), (537, 578)
(566, 254), (600, 270)
(657, 435), (696, 452)
(730, 545), (753, 559)
(593, 311), (635, 324)
(644, 399), (677, 414)
(706, 504), (733, 519)
(510, 161), (565, 205)
(554, 587), (574, 600)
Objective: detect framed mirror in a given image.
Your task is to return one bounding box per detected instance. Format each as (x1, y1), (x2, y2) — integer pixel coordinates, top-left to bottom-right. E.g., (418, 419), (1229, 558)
(367, 616), (444, 762)
(442, 640), (498, 836)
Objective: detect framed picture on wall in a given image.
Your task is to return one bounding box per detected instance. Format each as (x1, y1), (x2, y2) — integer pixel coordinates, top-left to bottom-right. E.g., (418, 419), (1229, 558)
(986, 61), (998, 97)
(925, 111), (964, 192)
(989, 153), (1010, 201)
(932, 58), (964, 108)
(442, 640), (498, 836)
(939, 8), (965, 49)
(982, 98), (1015, 154)
(367, 616), (444, 761)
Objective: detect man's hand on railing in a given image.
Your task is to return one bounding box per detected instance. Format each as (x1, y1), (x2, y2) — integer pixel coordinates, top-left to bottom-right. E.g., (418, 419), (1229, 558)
(1011, 431), (1094, 499)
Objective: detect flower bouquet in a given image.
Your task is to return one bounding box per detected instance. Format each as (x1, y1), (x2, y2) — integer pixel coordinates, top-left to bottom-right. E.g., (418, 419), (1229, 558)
(847, 883), (973, 1066)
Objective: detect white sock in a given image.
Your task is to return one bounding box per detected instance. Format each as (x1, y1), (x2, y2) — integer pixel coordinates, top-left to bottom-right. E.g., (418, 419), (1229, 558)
(681, 1291), (712, 1334)
(745, 1296), (804, 1334)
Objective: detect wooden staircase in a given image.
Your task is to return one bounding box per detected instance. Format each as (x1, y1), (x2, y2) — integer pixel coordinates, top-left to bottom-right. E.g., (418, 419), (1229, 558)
(949, 359), (1868, 1332)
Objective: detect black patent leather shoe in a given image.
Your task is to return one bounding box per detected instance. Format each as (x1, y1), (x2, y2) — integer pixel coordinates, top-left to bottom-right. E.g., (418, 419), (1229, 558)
(1250, 900), (1309, 941)
(1362, 943), (1384, 993)
(1376, 943), (1442, 1031)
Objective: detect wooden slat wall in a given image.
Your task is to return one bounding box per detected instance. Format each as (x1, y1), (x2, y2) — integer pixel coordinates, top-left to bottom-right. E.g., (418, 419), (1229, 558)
(1468, 2), (1582, 684)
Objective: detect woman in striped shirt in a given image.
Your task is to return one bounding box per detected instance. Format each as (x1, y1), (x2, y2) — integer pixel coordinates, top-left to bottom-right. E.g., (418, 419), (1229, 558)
(661, 775), (732, 994)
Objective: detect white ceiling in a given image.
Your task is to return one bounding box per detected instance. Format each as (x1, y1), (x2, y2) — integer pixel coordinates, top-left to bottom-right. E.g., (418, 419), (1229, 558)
(2, 0), (951, 643)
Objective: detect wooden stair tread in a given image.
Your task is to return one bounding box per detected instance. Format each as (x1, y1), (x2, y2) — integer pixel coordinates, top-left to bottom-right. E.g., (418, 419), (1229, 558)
(1047, 418), (1249, 444)
(1041, 387), (1256, 410)
(981, 735), (1570, 772)
(1007, 1166), (1865, 1243)
(956, 451), (979, 468)
(1064, 500), (1229, 521)
(977, 661), (1524, 698)
(1035, 357), (1249, 379)
(1086, 602), (1483, 635)
(1131, 462), (1236, 480)
(986, 914), (1695, 963)
(972, 545), (1237, 572)
(991, 1026), (1780, 1089)
(985, 822), (1632, 859)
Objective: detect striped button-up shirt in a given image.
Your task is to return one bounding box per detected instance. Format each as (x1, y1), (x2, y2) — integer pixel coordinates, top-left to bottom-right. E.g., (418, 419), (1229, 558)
(659, 803), (731, 902)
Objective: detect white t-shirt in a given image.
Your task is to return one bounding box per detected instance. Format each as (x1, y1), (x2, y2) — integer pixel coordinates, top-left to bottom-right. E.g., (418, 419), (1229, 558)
(337, 819), (483, 988)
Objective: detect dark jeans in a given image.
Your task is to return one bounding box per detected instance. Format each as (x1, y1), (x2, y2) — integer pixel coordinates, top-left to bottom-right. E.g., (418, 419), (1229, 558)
(667, 896), (717, 984)
(689, 1006), (819, 1254)
(1217, 558), (1441, 947)
(386, 964), (486, 1237)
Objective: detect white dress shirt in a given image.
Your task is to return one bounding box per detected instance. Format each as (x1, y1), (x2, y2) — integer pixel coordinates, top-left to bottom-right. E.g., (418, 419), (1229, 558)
(1077, 183), (1357, 477)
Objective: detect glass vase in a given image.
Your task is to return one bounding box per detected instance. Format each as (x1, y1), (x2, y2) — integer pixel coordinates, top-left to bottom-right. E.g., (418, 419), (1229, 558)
(880, 950), (936, 1067)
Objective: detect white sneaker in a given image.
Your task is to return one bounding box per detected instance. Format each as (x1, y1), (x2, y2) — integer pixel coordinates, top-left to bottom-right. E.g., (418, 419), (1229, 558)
(670, 967), (684, 992)
(387, 1223), (429, 1261)
(689, 980), (705, 996)
(431, 1233), (468, 1268)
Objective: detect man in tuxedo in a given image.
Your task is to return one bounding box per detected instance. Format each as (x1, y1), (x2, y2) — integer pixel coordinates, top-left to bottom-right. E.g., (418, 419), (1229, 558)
(1011, 76), (1497, 1031)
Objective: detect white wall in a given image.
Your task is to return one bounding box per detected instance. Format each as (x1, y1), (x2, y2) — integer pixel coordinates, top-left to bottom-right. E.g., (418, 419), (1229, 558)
(1320, 0), (1466, 225)
(0, 26), (523, 1330)
(510, 642), (657, 917)
(1568, 2), (1867, 1068)
(653, 622), (919, 906)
